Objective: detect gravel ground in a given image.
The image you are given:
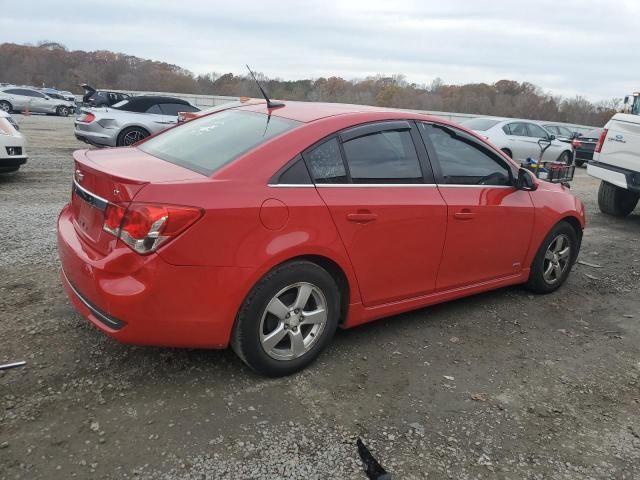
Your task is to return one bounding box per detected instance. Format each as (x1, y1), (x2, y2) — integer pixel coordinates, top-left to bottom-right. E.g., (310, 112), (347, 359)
(1, 114), (640, 480)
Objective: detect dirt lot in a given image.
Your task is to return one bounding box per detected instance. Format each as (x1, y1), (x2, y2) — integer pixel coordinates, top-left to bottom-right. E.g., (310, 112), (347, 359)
(1, 114), (639, 480)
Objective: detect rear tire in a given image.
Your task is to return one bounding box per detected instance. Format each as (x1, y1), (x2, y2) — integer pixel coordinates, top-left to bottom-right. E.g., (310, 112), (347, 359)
(558, 151), (572, 165)
(116, 126), (149, 147)
(574, 159), (585, 167)
(500, 148), (512, 158)
(231, 260), (340, 377)
(525, 221), (579, 294)
(0, 100), (12, 113)
(598, 181), (639, 217)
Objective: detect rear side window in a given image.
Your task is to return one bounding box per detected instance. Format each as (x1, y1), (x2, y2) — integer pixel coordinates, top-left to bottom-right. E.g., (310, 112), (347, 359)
(139, 110), (300, 176)
(145, 104), (162, 114)
(342, 130), (422, 184)
(421, 123), (511, 186)
(160, 103), (199, 116)
(503, 123), (528, 136)
(305, 138), (347, 184)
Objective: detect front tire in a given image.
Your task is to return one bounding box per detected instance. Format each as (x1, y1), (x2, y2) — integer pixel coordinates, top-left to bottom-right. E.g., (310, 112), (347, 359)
(598, 181), (639, 217)
(56, 105), (70, 117)
(0, 100), (12, 113)
(231, 260), (340, 377)
(525, 221), (579, 294)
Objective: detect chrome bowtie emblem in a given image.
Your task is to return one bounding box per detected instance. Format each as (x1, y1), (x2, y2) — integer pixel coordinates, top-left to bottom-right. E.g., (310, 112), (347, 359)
(74, 169), (84, 183)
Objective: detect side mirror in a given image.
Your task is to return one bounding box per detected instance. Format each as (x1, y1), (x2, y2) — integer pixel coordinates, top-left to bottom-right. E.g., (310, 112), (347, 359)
(516, 168), (537, 191)
(548, 134), (556, 141)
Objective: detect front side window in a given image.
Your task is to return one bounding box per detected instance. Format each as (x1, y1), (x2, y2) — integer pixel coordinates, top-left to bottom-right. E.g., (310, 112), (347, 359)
(305, 138), (347, 184)
(526, 123), (549, 139)
(139, 110), (300, 176)
(422, 123), (511, 186)
(342, 130), (423, 184)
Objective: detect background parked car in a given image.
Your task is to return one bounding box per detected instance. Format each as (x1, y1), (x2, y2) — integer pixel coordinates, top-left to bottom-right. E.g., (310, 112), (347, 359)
(463, 117), (574, 164)
(81, 84), (130, 107)
(572, 128), (602, 167)
(0, 86), (76, 116)
(41, 87), (76, 103)
(0, 111), (27, 173)
(74, 95), (200, 147)
(541, 123), (578, 140)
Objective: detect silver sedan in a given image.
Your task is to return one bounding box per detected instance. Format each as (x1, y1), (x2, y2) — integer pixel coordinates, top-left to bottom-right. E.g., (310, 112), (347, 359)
(0, 87), (76, 116)
(462, 117), (574, 164)
(74, 96), (200, 147)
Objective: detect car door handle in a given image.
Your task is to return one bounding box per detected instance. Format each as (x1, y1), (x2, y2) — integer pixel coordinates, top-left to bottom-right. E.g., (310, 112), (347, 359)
(453, 209), (476, 220)
(347, 212), (378, 223)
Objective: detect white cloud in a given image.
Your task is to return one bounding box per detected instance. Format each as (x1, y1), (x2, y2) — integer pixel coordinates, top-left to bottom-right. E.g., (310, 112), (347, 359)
(1, 0), (637, 100)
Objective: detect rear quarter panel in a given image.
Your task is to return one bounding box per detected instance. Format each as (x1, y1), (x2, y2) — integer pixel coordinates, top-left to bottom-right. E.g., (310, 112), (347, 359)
(597, 115), (640, 172)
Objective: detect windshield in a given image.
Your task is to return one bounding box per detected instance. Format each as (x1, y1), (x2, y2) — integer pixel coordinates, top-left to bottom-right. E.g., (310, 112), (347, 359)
(462, 118), (501, 131)
(138, 110), (301, 176)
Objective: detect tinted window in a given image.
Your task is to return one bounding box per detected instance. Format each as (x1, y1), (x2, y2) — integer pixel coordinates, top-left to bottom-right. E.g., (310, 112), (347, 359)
(422, 123), (511, 186)
(139, 110), (300, 176)
(462, 118), (501, 131)
(305, 138), (347, 184)
(159, 103), (199, 116)
(557, 126), (574, 137)
(276, 156), (312, 184)
(4, 89), (21, 95)
(342, 130), (422, 184)
(504, 122), (528, 136)
(145, 104), (162, 114)
(526, 123), (549, 139)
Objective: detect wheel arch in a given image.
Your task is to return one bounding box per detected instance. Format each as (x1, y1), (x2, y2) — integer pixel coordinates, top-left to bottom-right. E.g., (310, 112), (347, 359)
(117, 124), (151, 145)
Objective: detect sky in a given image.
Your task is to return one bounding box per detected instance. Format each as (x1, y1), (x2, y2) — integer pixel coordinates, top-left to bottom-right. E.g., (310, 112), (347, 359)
(1, 0), (638, 101)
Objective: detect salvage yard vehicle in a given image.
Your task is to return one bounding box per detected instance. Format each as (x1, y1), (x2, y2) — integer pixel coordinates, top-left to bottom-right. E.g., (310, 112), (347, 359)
(463, 117), (574, 165)
(42, 87), (76, 103)
(572, 128), (602, 167)
(0, 86), (76, 116)
(80, 84), (130, 107)
(588, 99), (640, 216)
(0, 111), (27, 173)
(74, 95), (200, 147)
(58, 100), (585, 377)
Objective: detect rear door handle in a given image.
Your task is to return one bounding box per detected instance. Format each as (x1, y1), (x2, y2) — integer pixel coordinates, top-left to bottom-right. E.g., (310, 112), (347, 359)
(454, 209), (476, 220)
(347, 212), (378, 223)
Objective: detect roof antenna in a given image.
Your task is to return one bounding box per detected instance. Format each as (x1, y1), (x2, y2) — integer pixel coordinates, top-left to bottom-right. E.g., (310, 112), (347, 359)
(246, 65), (285, 109)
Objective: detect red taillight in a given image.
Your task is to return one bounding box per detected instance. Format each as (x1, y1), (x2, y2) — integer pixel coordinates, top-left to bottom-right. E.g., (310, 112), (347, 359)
(103, 203), (203, 254)
(79, 112), (96, 123)
(595, 128), (608, 153)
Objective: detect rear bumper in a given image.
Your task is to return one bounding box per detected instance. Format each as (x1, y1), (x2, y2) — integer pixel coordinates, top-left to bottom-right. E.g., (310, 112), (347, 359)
(74, 123), (116, 147)
(57, 204), (252, 348)
(587, 160), (640, 194)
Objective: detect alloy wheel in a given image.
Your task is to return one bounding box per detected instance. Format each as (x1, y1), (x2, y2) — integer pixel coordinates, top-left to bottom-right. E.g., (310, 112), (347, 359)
(543, 234), (571, 284)
(122, 130), (146, 146)
(0, 102), (10, 112)
(259, 282), (328, 361)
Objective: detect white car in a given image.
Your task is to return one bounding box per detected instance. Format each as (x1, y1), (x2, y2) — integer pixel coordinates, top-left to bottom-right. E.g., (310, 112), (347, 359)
(0, 111), (27, 173)
(462, 117), (574, 164)
(0, 86), (76, 117)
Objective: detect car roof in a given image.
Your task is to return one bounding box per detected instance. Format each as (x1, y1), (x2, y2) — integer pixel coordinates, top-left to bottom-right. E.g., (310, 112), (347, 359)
(236, 100), (431, 123)
(114, 95), (191, 112)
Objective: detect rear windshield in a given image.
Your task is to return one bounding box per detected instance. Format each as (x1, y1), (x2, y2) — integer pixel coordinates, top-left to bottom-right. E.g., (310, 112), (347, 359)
(138, 110), (301, 176)
(462, 118), (501, 131)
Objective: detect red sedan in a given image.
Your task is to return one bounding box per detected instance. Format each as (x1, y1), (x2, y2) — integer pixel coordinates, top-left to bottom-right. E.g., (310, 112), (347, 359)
(58, 101), (585, 376)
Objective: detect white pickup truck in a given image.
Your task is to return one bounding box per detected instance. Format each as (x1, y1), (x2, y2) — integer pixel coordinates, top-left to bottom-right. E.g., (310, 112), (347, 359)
(588, 103), (640, 217)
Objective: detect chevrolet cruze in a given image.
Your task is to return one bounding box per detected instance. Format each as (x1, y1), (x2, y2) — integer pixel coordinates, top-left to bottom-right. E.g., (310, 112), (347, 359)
(57, 101), (585, 376)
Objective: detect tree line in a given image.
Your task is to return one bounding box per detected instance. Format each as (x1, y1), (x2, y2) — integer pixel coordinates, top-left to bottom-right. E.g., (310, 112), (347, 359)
(0, 42), (618, 126)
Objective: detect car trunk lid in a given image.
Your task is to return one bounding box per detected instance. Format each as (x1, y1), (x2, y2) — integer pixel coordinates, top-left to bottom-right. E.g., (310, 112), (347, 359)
(70, 148), (205, 254)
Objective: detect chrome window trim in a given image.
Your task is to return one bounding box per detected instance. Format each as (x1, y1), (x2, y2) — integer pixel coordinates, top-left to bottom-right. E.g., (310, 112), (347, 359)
(267, 184), (315, 188)
(316, 183), (438, 188)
